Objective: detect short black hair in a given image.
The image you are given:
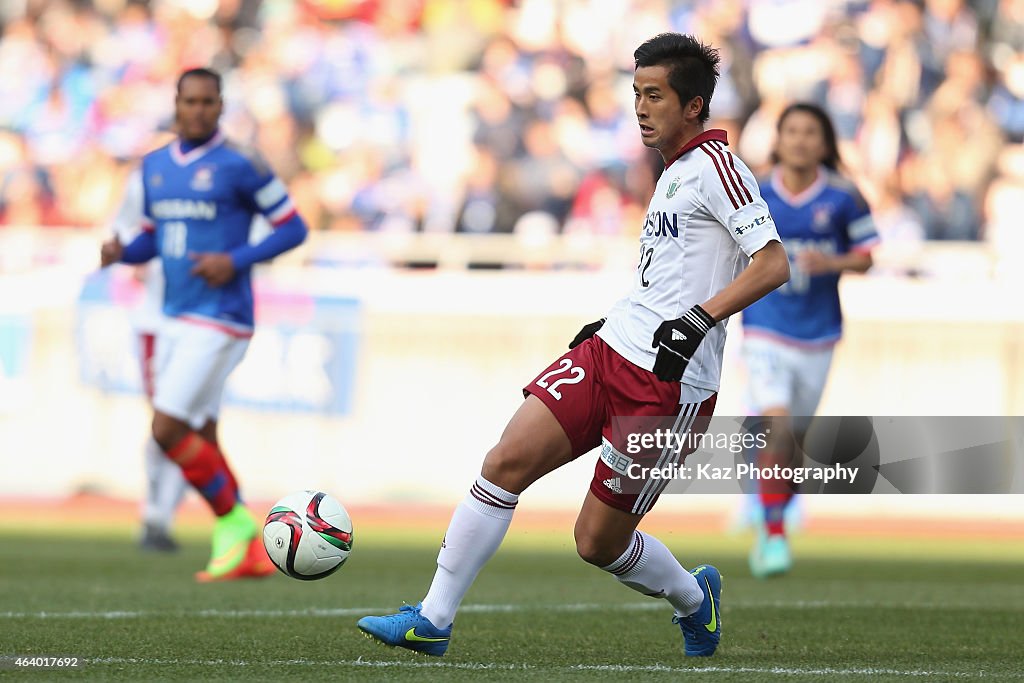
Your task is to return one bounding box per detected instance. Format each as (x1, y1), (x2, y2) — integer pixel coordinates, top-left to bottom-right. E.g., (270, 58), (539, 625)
(634, 33), (720, 123)
(774, 102), (841, 170)
(176, 67), (222, 95)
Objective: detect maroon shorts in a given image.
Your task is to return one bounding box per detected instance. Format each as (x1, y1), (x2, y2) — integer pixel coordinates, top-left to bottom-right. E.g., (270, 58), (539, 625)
(524, 336), (717, 515)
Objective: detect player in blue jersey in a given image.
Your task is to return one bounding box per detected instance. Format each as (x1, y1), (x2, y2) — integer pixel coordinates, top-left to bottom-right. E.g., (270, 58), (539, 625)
(742, 103), (878, 578)
(100, 68), (308, 582)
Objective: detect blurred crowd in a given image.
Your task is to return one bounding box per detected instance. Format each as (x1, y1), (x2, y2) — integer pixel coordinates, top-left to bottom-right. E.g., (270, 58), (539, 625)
(0, 0), (1022, 252)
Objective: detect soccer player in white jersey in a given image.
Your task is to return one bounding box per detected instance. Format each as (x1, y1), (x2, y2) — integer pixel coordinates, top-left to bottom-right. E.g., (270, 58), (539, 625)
(110, 167), (187, 552)
(742, 103), (878, 578)
(100, 68), (308, 581)
(358, 33), (789, 658)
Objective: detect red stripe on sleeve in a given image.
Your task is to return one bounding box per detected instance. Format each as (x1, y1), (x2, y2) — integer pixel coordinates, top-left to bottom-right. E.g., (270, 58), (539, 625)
(271, 209), (297, 228)
(699, 145), (739, 210)
(719, 143), (754, 204)
(707, 143), (748, 208)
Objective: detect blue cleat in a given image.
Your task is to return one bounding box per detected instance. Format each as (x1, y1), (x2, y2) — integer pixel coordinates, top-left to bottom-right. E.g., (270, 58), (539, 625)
(357, 603), (452, 657)
(750, 534), (792, 579)
(673, 564), (722, 656)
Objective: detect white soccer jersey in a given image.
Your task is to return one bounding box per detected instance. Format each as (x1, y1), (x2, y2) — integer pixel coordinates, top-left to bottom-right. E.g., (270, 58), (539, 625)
(597, 129), (781, 394)
(112, 169), (164, 334)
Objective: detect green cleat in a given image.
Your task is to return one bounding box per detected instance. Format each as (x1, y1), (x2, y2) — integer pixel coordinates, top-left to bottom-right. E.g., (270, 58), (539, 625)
(750, 533), (793, 579)
(195, 504), (271, 582)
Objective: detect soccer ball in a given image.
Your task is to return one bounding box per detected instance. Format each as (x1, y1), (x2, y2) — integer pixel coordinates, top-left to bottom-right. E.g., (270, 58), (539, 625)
(262, 490), (353, 580)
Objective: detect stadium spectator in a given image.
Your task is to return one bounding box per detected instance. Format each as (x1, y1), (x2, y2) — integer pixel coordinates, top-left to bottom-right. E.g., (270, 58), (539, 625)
(0, 0), (1015, 246)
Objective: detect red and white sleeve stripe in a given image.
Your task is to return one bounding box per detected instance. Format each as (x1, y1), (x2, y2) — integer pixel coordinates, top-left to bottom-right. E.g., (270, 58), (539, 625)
(699, 141), (754, 210)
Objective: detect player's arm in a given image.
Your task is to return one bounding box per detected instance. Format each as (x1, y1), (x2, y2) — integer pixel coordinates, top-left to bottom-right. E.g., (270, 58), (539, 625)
(193, 213), (306, 286)
(232, 171), (308, 269)
(227, 211), (306, 271)
(699, 154), (790, 320)
(650, 154), (789, 382)
(100, 169), (157, 268)
(701, 240), (790, 321)
(568, 318), (606, 349)
(800, 195), (878, 275)
(797, 249), (872, 276)
(190, 169), (308, 287)
(650, 240), (788, 381)
(102, 230), (158, 267)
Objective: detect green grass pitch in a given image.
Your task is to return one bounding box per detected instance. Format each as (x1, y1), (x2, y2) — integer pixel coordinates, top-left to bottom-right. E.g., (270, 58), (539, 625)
(1, 522), (1022, 682)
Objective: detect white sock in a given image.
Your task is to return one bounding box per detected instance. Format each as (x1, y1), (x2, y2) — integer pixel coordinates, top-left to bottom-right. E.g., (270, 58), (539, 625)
(420, 476), (518, 628)
(142, 437), (186, 531)
(601, 530), (704, 617)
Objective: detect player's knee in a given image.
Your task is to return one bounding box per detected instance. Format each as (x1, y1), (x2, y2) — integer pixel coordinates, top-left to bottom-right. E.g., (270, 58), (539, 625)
(573, 527), (619, 567)
(151, 414), (188, 452)
(480, 441), (529, 495)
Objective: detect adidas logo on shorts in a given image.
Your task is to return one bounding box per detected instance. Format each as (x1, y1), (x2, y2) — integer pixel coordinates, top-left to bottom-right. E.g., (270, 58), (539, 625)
(603, 477), (622, 494)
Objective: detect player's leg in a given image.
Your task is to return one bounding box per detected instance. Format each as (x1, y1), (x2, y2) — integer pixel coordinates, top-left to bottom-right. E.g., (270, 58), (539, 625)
(140, 436), (187, 551)
(583, 389), (722, 656)
(150, 320), (263, 580)
(749, 407), (797, 578)
(358, 394), (577, 655)
(137, 331), (185, 552)
(749, 347), (831, 578)
(576, 491), (705, 606)
(191, 387), (274, 580)
(758, 408), (798, 536)
(790, 345), (834, 449)
(419, 394), (575, 623)
(754, 345), (832, 570)
(152, 410), (239, 518)
(150, 321), (245, 514)
(358, 340), (603, 655)
(574, 492), (721, 656)
(196, 418), (239, 497)
(744, 337), (799, 576)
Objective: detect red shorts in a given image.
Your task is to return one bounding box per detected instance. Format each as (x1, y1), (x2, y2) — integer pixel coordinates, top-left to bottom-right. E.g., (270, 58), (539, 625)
(524, 336), (717, 515)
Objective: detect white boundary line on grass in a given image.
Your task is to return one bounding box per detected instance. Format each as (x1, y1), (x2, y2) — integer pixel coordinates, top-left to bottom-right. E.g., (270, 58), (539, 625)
(0, 599), (1016, 619)
(79, 657), (1021, 679)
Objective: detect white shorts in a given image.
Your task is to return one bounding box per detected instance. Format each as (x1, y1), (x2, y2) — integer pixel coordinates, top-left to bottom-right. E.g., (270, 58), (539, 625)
(743, 335), (834, 432)
(152, 318), (250, 430)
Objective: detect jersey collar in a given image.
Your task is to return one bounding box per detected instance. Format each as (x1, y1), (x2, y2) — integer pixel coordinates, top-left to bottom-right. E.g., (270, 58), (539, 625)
(663, 129), (729, 168)
(170, 129), (226, 167)
(770, 165), (828, 207)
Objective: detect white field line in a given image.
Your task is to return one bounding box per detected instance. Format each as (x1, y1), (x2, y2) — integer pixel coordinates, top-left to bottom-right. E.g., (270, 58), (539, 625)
(0, 599), (1019, 620)
(76, 657), (1022, 679)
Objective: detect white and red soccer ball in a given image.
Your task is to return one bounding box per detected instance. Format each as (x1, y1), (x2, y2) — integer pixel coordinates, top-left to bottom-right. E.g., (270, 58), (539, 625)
(262, 490), (353, 580)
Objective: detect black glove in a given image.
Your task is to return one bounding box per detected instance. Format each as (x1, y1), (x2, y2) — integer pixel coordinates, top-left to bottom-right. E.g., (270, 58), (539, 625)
(650, 305), (716, 382)
(569, 318), (606, 349)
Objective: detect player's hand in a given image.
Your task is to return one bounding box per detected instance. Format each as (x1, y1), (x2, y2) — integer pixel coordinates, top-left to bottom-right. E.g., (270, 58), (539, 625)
(650, 305), (716, 382)
(189, 252), (236, 287)
(795, 250), (835, 276)
(100, 237), (123, 268)
(569, 318), (606, 349)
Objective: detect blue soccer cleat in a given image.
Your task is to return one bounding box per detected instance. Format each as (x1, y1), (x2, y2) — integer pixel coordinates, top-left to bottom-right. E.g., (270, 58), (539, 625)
(749, 534), (792, 579)
(673, 564), (722, 656)
(357, 603), (452, 656)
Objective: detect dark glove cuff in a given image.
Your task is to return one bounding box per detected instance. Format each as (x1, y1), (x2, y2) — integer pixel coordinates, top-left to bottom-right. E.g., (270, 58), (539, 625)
(683, 305), (715, 335)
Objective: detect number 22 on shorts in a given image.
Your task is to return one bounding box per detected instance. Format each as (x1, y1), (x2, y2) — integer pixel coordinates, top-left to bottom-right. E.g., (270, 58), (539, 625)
(535, 358), (585, 400)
